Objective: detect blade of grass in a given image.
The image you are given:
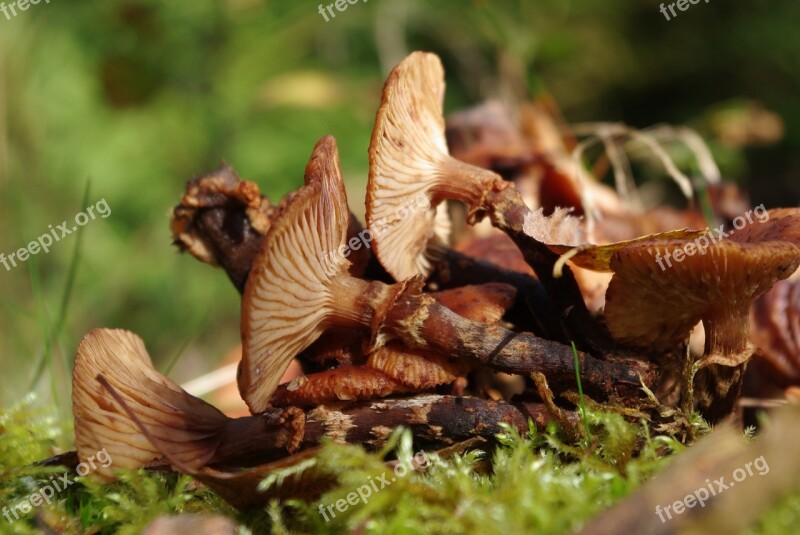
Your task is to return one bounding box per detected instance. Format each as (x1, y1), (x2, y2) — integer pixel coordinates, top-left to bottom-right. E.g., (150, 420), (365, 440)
(28, 180), (91, 391)
(572, 341), (592, 445)
(27, 250), (62, 413)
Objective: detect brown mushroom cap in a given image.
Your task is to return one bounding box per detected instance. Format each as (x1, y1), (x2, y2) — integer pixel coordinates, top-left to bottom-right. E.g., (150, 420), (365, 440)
(431, 281), (516, 324)
(367, 51), (506, 281)
(603, 209), (800, 363)
(241, 135), (400, 413)
(72, 329), (228, 481)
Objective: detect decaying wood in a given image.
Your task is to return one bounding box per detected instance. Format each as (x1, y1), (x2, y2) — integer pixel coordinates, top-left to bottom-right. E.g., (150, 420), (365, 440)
(78, 374), (573, 474)
(384, 287), (655, 400)
(171, 164), (274, 292)
(56, 383), (577, 510)
(211, 394), (575, 468)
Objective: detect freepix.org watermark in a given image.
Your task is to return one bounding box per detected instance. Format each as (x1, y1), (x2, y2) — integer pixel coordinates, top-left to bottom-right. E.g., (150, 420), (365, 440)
(655, 204), (768, 272)
(0, 198), (111, 272)
(659, 0), (710, 22)
(318, 450), (430, 522)
(1, 0), (51, 22)
(317, 0), (368, 23)
(654, 455), (769, 523)
(3, 448), (113, 524)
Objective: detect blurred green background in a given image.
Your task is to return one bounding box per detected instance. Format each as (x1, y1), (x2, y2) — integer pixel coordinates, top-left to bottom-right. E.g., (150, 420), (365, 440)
(1, 0), (798, 409)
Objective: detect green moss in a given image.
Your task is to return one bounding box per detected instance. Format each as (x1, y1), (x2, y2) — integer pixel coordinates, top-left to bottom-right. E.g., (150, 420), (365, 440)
(0, 398), (234, 534)
(0, 399), (790, 534)
(270, 412), (683, 534)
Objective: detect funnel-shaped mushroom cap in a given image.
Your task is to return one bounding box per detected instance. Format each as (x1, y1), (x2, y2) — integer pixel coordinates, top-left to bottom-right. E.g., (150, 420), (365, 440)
(72, 329), (228, 481)
(241, 136), (354, 413)
(604, 208), (800, 358)
(368, 52), (504, 280)
(367, 51), (452, 280)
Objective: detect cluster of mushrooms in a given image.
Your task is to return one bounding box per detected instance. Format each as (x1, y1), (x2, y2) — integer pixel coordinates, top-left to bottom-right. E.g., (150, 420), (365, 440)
(65, 52), (800, 509)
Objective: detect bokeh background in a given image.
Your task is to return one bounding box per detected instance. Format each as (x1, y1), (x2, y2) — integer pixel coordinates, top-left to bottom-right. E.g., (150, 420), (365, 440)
(1, 0), (798, 410)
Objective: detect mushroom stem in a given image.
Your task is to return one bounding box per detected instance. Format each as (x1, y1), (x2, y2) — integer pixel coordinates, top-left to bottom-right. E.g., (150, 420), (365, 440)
(694, 362), (749, 424)
(692, 307), (754, 422)
(328, 276), (404, 330)
(685, 310), (755, 423)
(433, 158), (511, 221)
(703, 306), (753, 363)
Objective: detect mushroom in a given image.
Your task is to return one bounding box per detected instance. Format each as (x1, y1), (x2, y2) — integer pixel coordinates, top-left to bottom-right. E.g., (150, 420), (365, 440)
(367, 52), (513, 281)
(72, 328), (230, 480)
(171, 158), (557, 335)
(72, 328), (304, 480)
(240, 135), (655, 413)
(590, 208), (800, 419)
(602, 209), (800, 357)
(366, 51), (609, 350)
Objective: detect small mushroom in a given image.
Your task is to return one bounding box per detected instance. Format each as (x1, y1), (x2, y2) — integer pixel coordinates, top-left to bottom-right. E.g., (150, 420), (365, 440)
(603, 209), (800, 359)
(240, 135), (655, 413)
(594, 208), (800, 419)
(72, 329), (230, 480)
(367, 51), (512, 281)
(73, 328), (307, 479)
(367, 51), (608, 350)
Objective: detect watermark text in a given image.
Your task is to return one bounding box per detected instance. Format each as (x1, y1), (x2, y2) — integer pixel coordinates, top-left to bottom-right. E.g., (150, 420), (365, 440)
(1, 198), (111, 272)
(655, 454), (769, 523)
(318, 450), (429, 521)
